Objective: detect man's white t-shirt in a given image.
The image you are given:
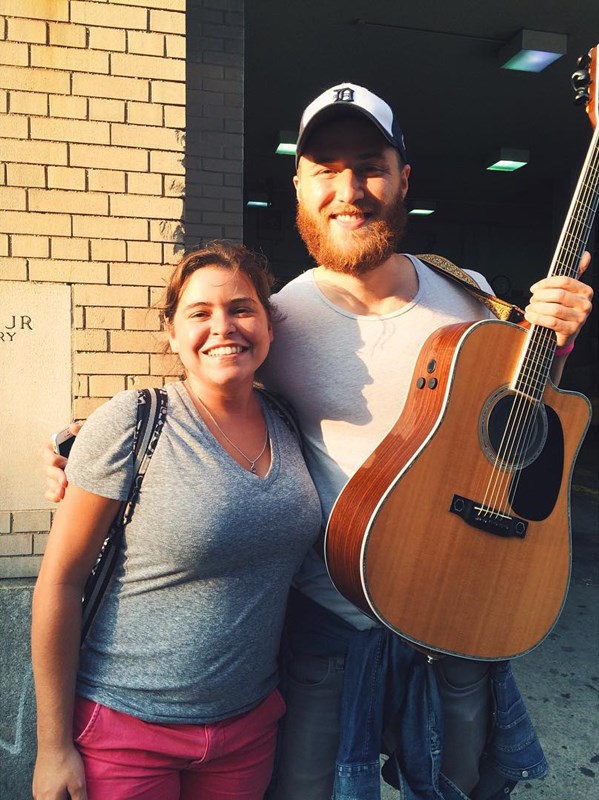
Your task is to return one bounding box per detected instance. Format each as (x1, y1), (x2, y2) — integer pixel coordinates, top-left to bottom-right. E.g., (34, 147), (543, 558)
(260, 255), (493, 628)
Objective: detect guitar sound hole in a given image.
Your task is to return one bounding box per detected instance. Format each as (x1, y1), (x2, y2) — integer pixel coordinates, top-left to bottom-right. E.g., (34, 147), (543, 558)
(481, 390), (548, 470)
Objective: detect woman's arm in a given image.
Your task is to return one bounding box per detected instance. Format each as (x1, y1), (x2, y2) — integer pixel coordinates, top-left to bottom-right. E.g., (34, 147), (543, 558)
(31, 486), (121, 800)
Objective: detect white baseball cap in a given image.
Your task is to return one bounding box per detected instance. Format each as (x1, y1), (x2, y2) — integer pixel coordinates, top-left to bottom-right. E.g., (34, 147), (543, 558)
(295, 82), (408, 166)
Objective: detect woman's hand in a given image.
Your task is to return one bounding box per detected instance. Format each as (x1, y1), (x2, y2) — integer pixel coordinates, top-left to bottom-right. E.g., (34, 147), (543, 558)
(33, 743), (87, 800)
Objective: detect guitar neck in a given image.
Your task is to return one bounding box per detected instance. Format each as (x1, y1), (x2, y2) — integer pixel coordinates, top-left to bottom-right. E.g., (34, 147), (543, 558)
(549, 124), (599, 281)
(513, 70), (599, 402)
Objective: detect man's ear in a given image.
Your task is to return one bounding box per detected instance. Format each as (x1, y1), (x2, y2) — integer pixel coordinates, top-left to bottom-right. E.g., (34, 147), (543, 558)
(400, 163), (411, 200)
(293, 174), (300, 198)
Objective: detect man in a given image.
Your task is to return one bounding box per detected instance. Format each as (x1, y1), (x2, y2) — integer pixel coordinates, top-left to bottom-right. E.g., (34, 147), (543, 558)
(259, 84), (593, 800)
(46, 84), (593, 800)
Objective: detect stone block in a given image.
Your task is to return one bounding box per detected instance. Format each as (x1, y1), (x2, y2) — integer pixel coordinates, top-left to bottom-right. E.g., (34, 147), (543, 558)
(1, 65), (70, 95)
(7, 91), (48, 117)
(6, 17), (47, 44)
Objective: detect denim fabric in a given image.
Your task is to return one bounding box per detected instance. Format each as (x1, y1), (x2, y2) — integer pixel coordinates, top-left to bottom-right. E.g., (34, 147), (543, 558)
(483, 661), (548, 781)
(284, 590), (548, 800)
(336, 626), (444, 800)
(268, 652), (345, 800)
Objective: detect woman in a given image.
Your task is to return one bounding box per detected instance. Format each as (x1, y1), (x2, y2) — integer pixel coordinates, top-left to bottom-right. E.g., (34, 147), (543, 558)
(32, 242), (322, 800)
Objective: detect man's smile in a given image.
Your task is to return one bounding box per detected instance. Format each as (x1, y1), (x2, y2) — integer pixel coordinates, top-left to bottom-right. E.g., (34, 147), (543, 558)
(329, 208), (374, 230)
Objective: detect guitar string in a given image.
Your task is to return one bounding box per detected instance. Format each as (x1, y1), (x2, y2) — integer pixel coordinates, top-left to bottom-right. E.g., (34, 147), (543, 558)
(478, 318), (544, 516)
(486, 242), (580, 515)
(480, 285), (556, 513)
(483, 329), (557, 517)
(481, 384), (536, 517)
(481, 294), (559, 515)
(486, 138), (599, 513)
(479, 139), (599, 519)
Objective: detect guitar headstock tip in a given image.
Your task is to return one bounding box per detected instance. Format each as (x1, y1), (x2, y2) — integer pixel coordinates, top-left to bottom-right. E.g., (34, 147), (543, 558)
(576, 51), (592, 70)
(572, 45), (597, 125)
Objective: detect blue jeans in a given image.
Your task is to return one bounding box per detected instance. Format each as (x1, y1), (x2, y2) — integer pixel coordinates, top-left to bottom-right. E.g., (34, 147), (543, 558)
(267, 591), (546, 800)
(268, 650), (345, 800)
(270, 651), (518, 800)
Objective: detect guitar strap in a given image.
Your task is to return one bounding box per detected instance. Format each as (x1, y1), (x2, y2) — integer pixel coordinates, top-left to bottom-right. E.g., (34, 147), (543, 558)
(417, 253), (525, 324)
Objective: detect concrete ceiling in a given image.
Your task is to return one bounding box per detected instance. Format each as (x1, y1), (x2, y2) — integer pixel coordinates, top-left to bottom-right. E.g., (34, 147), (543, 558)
(244, 1), (599, 239)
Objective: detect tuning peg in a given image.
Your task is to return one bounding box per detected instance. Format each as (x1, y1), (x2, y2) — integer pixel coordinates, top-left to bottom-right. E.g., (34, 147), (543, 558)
(573, 87), (590, 106)
(572, 58), (591, 106)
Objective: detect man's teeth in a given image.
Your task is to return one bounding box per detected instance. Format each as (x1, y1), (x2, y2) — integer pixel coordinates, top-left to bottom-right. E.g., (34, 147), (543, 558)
(336, 214), (364, 222)
(206, 346), (245, 356)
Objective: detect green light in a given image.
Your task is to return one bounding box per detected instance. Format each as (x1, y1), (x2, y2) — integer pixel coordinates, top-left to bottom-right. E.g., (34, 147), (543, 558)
(487, 160), (527, 172)
(501, 50), (562, 72)
(408, 208), (435, 216)
(275, 142), (297, 156)
(487, 149), (529, 172)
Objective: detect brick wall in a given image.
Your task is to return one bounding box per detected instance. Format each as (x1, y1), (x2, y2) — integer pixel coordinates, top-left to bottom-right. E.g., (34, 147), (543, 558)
(0, 0), (245, 577)
(185, 0), (244, 246)
(1, 0), (187, 405)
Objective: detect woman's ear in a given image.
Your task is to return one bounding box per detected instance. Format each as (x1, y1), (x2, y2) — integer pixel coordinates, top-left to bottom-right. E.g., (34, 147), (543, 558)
(166, 323), (179, 354)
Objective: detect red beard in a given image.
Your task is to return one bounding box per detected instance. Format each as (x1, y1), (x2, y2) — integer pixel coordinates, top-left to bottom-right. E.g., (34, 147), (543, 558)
(296, 195), (408, 276)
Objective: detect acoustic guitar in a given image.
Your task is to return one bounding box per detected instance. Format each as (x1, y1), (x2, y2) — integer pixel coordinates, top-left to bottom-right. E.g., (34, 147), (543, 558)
(324, 46), (598, 660)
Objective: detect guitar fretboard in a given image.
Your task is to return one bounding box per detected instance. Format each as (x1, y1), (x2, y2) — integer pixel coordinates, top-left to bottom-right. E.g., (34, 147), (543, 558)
(513, 125), (599, 403)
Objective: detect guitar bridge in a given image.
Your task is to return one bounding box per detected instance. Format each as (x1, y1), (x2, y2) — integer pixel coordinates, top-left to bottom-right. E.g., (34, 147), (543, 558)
(450, 495), (528, 538)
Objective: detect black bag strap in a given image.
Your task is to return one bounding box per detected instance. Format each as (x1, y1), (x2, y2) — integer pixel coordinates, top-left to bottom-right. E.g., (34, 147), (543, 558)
(417, 253), (525, 324)
(80, 387), (168, 643)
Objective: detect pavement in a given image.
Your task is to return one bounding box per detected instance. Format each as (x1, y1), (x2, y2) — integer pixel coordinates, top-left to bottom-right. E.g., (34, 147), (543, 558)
(382, 429), (599, 800)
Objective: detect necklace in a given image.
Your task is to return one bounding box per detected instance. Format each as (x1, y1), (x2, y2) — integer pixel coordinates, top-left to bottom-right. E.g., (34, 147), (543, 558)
(191, 387), (269, 474)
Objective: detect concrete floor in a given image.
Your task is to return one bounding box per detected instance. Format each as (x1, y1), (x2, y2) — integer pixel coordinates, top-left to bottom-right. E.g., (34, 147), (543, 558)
(382, 434), (599, 800)
(509, 487), (599, 800)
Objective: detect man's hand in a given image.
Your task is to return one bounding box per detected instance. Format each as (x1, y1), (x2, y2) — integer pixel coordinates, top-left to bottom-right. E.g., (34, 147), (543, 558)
(42, 423), (81, 503)
(525, 251), (593, 349)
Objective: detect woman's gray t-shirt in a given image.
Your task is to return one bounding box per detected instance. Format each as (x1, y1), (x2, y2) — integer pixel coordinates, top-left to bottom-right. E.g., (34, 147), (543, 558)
(66, 381), (321, 724)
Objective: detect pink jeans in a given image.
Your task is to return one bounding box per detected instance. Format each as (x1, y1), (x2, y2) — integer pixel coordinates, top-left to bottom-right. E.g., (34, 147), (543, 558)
(74, 689), (285, 800)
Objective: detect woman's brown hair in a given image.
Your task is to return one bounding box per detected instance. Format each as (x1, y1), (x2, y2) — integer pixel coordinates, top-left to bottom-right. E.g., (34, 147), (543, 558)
(160, 241), (280, 328)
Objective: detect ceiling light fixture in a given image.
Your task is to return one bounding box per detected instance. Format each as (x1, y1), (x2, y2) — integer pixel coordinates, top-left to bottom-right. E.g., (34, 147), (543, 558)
(499, 29), (567, 73)
(246, 191), (271, 208)
(486, 148), (529, 172)
(408, 201), (436, 217)
(275, 130), (297, 156)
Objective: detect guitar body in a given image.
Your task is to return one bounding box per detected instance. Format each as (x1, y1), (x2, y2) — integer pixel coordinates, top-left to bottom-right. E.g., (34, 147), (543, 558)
(325, 319), (591, 659)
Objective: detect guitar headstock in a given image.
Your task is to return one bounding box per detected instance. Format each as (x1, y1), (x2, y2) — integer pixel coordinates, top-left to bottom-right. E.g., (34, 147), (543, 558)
(572, 44), (598, 129)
